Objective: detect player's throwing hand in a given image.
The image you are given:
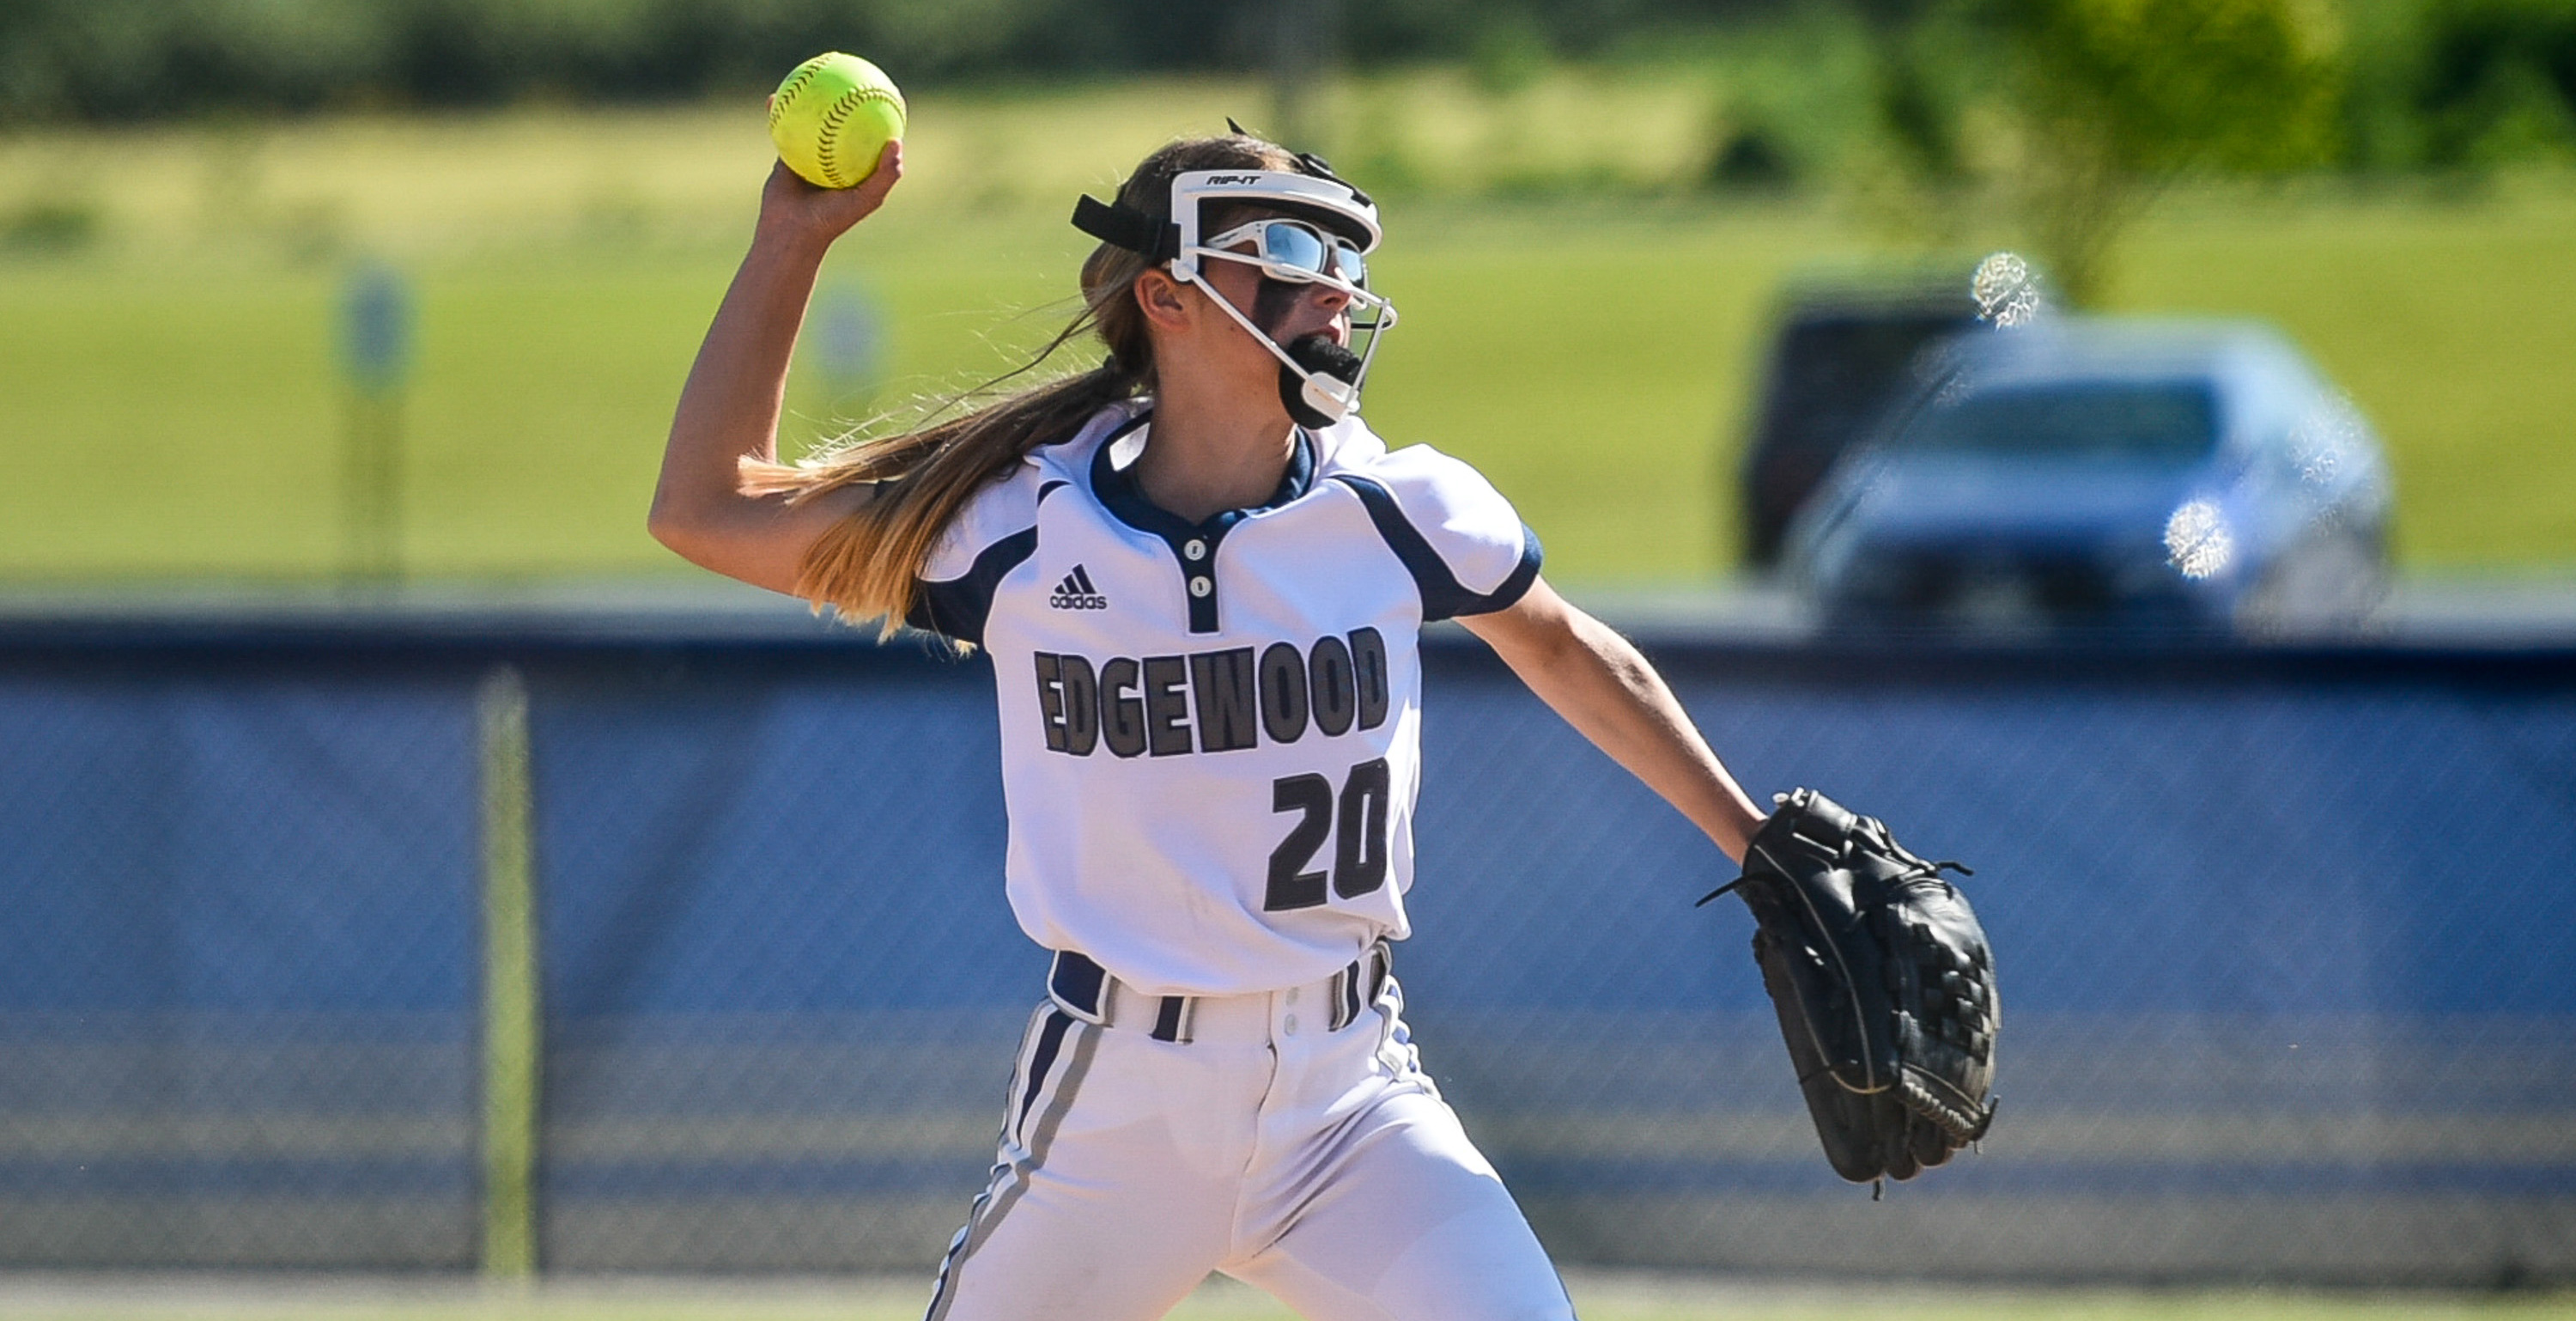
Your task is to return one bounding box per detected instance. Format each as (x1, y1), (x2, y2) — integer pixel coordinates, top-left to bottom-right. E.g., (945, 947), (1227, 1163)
(756, 142), (902, 249)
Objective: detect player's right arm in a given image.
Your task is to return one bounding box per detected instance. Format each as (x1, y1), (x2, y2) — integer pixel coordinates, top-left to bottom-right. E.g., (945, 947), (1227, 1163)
(1460, 576), (1768, 862)
(648, 144), (903, 596)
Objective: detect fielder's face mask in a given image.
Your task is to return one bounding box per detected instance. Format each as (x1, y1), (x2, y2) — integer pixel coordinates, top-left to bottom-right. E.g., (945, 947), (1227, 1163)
(1072, 162), (1398, 428)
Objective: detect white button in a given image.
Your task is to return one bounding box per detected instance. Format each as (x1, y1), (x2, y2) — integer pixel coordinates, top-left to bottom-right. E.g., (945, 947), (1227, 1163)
(1183, 539), (1207, 561)
(1281, 1014), (1299, 1037)
(1283, 987), (1299, 1006)
(1188, 576), (1212, 598)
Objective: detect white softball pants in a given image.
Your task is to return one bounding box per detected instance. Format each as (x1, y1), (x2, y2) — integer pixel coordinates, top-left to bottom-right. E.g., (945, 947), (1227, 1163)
(921, 969), (1577, 1321)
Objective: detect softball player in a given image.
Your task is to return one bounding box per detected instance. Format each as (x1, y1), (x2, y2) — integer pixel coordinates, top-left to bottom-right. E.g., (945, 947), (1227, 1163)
(651, 131), (1769, 1320)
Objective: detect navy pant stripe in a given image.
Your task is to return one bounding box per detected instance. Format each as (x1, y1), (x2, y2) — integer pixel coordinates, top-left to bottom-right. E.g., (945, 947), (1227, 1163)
(1013, 1008), (1075, 1143)
(926, 1008), (1100, 1321)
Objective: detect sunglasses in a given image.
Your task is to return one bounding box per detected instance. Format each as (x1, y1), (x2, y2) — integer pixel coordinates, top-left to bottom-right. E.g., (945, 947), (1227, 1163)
(1200, 218), (1370, 292)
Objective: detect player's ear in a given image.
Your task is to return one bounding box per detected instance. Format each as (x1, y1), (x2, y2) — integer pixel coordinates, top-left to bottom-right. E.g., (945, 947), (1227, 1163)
(1134, 268), (1193, 333)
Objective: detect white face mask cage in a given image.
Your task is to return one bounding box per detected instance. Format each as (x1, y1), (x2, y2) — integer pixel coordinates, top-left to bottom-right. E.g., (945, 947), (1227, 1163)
(1168, 169), (1394, 424)
(1181, 253), (1396, 426)
(1072, 166), (1400, 425)
(1196, 218), (1370, 298)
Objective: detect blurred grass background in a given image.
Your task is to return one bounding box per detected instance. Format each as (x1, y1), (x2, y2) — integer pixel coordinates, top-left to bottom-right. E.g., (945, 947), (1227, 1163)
(3, 77), (2571, 586)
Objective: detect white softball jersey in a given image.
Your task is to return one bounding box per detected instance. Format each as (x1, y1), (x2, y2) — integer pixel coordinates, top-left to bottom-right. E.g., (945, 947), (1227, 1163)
(908, 400), (1540, 999)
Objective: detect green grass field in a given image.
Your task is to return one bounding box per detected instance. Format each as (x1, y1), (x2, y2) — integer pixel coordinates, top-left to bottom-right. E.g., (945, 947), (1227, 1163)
(3, 79), (2573, 587)
(4, 1274), (2572, 1321)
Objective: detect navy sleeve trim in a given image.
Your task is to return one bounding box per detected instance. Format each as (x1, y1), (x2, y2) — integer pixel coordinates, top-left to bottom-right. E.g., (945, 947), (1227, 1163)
(1330, 475), (1545, 622)
(1487, 523), (1544, 614)
(907, 526), (1037, 647)
(903, 479), (1064, 645)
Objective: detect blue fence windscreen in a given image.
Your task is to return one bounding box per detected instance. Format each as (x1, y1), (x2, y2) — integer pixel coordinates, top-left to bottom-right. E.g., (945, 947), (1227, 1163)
(2, 631), (2570, 1281)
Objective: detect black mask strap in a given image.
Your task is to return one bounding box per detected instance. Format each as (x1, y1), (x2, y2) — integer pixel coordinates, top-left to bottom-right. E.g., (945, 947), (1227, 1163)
(1072, 195), (1180, 262)
(1291, 151), (1371, 207)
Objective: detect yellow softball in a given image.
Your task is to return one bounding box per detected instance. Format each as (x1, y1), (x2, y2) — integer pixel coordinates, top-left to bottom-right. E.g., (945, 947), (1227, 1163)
(768, 52), (906, 189)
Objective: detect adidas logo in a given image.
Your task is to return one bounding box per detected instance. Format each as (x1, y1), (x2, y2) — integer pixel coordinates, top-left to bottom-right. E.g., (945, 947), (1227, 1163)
(1048, 564), (1109, 611)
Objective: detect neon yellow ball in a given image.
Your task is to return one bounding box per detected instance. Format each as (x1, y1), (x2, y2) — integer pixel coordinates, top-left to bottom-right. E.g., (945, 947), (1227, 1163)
(768, 52), (906, 189)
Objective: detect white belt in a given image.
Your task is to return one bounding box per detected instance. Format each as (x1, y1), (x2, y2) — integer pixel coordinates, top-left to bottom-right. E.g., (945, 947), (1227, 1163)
(1046, 943), (1390, 1044)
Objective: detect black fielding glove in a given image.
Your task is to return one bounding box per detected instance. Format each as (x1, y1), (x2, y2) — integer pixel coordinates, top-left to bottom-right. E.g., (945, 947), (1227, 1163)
(1701, 788), (2000, 1190)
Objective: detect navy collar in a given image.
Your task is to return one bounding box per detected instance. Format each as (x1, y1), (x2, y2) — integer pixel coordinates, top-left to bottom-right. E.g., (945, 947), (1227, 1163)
(1089, 411), (1317, 539)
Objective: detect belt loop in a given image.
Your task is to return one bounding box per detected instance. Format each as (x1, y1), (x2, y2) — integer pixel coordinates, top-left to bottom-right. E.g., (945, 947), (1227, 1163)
(1048, 950), (1109, 1026)
(1150, 995), (1194, 1044)
(1331, 939), (1390, 1032)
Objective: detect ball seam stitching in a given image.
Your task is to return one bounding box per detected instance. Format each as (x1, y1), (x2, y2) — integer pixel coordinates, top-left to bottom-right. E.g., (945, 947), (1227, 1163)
(816, 88), (898, 188)
(769, 65), (820, 131)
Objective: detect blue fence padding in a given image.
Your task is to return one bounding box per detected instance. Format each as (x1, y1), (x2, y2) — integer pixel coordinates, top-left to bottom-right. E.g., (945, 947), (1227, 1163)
(3, 630), (2570, 1028)
(3, 622), (2573, 1275)
(9, 642), (2566, 1026)
(0, 673), (477, 1015)
(1405, 663), (2576, 1018)
(532, 667), (1031, 1019)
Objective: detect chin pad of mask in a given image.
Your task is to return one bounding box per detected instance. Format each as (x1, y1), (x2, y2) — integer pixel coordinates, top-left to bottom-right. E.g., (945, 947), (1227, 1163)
(1281, 334), (1363, 429)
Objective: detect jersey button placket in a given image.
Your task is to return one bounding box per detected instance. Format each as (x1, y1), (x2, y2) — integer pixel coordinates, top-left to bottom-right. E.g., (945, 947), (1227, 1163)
(1173, 531), (1224, 632)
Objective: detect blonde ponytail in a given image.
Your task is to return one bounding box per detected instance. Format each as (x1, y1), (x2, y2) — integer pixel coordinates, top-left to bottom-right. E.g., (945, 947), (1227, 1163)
(742, 133), (1299, 639)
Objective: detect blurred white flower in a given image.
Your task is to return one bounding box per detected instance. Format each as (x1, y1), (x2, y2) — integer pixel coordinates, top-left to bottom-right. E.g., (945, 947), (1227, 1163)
(1972, 252), (2044, 328)
(2165, 500), (2235, 579)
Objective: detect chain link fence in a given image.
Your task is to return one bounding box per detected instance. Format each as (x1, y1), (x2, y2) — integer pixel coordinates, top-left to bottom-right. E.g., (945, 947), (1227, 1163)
(3, 624), (2570, 1285)
(0, 663), (482, 1267)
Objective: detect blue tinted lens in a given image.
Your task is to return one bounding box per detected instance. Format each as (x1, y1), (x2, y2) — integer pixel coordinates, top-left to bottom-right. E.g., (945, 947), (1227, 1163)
(1245, 222), (1367, 289)
(1260, 223), (1328, 276)
(1331, 243), (1367, 289)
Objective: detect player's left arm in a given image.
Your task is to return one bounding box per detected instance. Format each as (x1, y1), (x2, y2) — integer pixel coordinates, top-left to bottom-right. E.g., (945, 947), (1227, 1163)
(1457, 575), (1768, 862)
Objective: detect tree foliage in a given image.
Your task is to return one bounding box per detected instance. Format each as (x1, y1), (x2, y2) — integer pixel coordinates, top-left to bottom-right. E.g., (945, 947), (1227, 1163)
(2415, 0), (2576, 165)
(0, 0), (1765, 126)
(1984, 0), (2345, 300)
(1996, 0), (2343, 169)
